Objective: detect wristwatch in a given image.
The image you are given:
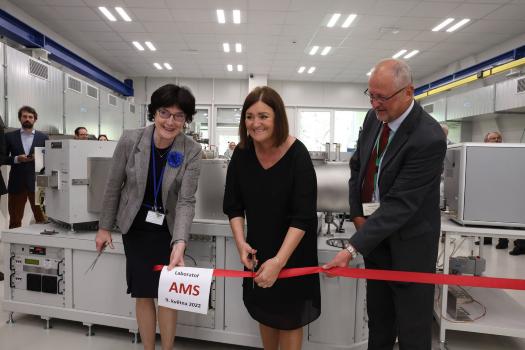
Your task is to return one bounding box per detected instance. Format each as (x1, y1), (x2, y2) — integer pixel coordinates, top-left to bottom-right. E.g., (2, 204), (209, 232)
(345, 244), (358, 259)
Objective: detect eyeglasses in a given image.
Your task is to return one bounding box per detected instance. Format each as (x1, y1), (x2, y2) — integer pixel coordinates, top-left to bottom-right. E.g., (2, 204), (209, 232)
(157, 108), (186, 122)
(364, 86), (408, 103)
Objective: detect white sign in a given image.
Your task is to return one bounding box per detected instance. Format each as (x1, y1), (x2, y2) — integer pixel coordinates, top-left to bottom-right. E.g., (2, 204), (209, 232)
(158, 266), (213, 315)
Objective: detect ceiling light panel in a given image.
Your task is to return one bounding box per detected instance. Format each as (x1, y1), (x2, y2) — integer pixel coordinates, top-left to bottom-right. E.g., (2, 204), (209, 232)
(227, 64), (233, 71)
(132, 41), (144, 51)
(327, 13), (341, 28)
(237, 64), (243, 72)
(233, 10), (241, 24)
(446, 19), (470, 33)
(403, 50), (419, 59)
(98, 7), (117, 21)
(432, 18), (454, 32)
(235, 43), (242, 53)
(392, 49), (407, 59)
(309, 46), (319, 55)
(153, 63), (162, 70)
(321, 46), (331, 56)
(115, 7), (131, 22)
(145, 41), (156, 51)
(164, 63), (172, 70)
(308, 67), (316, 74)
(217, 9), (226, 24)
(298, 66), (306, 74)
(223, 43), (230, 53)
(341, 14), (357, 28)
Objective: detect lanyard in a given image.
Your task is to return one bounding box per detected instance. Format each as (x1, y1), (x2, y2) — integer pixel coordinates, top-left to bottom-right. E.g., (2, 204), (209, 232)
(150, 132), (172, 212)
(372, 124), (393, 200)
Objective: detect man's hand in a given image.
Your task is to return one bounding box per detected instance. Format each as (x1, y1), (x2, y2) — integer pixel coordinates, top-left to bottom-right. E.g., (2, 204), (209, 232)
(17, 154), (34, 163)
(322, 249), (353, 272)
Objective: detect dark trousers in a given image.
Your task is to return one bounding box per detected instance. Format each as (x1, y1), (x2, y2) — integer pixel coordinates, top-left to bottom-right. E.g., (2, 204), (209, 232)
(364, 239), (435, 350)
(8, 191), (45, 228)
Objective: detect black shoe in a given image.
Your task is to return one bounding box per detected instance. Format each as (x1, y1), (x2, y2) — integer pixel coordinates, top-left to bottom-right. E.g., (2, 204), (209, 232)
(0, 272), (3, 281)
(475, 237), (492, 245)
(509, 246), (525, 256)
(496, 239), (509, 249)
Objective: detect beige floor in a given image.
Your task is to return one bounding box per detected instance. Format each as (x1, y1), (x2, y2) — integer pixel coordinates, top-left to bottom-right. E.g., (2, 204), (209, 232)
(1, 240), (524, 350)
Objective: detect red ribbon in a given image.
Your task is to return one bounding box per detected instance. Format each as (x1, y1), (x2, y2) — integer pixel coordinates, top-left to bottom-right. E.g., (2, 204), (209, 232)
(153, 265), (525, 291)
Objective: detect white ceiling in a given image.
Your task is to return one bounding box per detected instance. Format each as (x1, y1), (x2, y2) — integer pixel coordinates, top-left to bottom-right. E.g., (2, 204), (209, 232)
(9, 0), (525, 84)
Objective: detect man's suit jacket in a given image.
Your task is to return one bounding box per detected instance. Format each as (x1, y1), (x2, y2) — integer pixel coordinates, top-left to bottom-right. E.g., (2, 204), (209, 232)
(5, 129), (48, 194)
(0, 127), (8, 195)
(98, 125), (202, 245)
(348, 102), (446, 271)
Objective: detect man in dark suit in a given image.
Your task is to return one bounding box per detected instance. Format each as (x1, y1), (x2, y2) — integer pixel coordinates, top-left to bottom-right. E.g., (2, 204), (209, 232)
(5, 106), (48, 228)
(0, 115), (8, 282)
(324, 59), (446, 350)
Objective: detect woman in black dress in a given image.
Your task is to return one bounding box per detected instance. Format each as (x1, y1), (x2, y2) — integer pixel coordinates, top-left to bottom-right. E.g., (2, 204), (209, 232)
(96, 84), (202, 350)
(223, 86), (320, 349)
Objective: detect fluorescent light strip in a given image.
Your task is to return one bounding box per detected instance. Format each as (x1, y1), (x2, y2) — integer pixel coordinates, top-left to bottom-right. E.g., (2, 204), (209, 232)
(227, 64), (233, 72)
(342, 14), (357, 28)
(309, 46), (319, 55)
(432, 18), (454, 32)
(307, 67), (316, 74)
(223, 43), (230, 53)
(115, 7), (131, 22)
(217, 9), (226, 24)
(98, 7), (116, 21)
(153, 63), (162, 70)
(233, 10), (241, 24)
(237, 64), (243, 72)
(235, 43), (242, 53)
(392, 49), (407, 59)
(164, 63), (172, 70)
(321, 46), (331, 56)
(145, 41), (156, 51)
(446, 18), (470, 33)
(132, 41), (144, 51)
(404, 50), (419, 59)
(327, 13), (341, 28)
(298, 66), (306, 74)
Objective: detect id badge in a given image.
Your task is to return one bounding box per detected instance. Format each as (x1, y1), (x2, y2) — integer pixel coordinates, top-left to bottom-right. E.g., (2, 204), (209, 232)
(362, 202), (380, 217)
(146, 210), (165, 225)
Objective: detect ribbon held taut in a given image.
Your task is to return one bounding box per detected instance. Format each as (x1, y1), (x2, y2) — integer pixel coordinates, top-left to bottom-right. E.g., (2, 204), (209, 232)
(153, 265), (525, 291)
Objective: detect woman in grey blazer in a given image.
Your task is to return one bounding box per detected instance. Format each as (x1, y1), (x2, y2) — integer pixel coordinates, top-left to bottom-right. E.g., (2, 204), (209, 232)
(95, 84), (202, 350)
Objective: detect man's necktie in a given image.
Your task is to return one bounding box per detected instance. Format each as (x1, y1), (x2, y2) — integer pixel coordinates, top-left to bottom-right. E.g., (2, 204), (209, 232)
(361, 123), (391, 203)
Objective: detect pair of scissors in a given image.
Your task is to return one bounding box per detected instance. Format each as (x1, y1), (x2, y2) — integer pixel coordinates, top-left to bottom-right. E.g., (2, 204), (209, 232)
(85, 245), (106, 275)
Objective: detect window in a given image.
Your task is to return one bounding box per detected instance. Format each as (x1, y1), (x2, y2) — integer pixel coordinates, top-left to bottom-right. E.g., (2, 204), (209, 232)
(216, 107), (240, 155)
(334, 110), (366, 152)
(187, 108), (209, 147)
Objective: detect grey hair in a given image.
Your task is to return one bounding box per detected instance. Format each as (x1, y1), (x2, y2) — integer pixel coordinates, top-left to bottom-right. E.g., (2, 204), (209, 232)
(374, 58), (413, 88)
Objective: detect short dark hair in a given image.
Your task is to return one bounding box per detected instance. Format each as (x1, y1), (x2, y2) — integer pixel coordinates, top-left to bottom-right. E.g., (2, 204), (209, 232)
(147, 84), (196, 124)
(18, 106), (38, 120)
(98, 134), (108, 140)
(239, 86), (289, 149)
(74, 126), (87, 136)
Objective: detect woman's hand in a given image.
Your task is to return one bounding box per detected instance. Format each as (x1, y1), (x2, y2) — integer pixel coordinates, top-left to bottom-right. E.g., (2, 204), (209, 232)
(168, 241), (186, 271)
(254, 257), (284, 288)
(237, 241), (257, 270)
(95, 229), (114, 252)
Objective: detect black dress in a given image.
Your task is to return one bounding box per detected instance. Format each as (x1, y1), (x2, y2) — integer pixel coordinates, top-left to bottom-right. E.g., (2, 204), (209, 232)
(123, 145), (172, 298)
(223, 139), (321, 330)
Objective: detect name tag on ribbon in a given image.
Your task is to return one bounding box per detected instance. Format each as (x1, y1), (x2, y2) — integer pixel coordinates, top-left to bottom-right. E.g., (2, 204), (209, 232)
(363, 202), (380, 216)
(158, 266), (213, 314)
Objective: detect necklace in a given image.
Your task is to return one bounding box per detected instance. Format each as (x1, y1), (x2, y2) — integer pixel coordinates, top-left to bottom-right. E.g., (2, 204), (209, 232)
(155, 147), (170, 158)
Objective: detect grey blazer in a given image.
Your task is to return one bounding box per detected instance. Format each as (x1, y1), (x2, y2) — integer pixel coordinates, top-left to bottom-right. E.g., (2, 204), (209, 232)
(99, 125), (202, 244)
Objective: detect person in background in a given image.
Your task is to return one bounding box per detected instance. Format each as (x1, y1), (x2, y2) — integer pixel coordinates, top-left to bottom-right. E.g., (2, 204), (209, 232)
(440, 123), (453, 145)
(74, 126), (89, 140)
(98, 134), (109, 141)
(223, 141), (236, 159)
(323, 59), (446, 350)
(95, 84), (202, 350)
(5, 106), (48, 229)
(223, 86), (320, 350)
